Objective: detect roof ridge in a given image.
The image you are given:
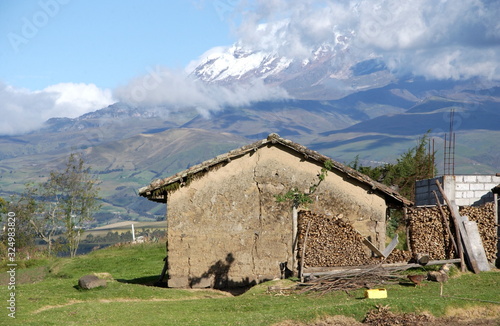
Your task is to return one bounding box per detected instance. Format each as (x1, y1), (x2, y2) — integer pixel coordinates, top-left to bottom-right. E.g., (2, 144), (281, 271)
(139, 133), (412, 206)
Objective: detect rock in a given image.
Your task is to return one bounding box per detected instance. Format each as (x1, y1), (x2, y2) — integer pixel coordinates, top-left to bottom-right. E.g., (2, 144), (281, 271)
(78, 274), (107, 289)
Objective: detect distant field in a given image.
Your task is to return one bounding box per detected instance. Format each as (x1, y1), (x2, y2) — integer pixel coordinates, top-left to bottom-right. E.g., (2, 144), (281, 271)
(82, 220), (167, 244)
(91, 220), (167, 231)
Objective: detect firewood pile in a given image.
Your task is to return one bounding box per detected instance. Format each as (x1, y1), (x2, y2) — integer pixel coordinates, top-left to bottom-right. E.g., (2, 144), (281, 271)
(386, 249), (413, 263)
(460, 202), (497, 262)
(406, 206), (456, 260)
(297, 200), (497, 269)
(407, 202), (497, 262)
(299, 265), (405, 295)
(298, 211), (373, 267)
(298, 211), (412, 268)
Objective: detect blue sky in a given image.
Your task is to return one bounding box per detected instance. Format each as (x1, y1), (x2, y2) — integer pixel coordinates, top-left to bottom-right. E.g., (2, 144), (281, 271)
(0, 0), (236, 90)
(1, 0), (499, 135)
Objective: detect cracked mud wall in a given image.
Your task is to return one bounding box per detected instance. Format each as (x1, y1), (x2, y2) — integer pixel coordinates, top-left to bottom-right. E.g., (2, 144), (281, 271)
(166, 144), (387, 288)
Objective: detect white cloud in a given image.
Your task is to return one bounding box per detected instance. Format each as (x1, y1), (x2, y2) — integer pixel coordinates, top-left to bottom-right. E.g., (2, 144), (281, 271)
(43, 83), (115, 119)
(0, 82), (115, 135)
(114, 65), (290, 117)
(232, 0), (500, 80)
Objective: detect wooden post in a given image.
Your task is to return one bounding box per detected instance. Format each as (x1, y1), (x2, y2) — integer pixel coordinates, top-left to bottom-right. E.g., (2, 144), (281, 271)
(495, 193), (499, 266)
(435, 180), (466, 272)
(433, 190), (458, 254)
(157, 241), (168, 284)
(300, 220), (311, 283)
(292, 205), (298, 275)
(404, 207), (412, 253)
(494, 192), (498, 232)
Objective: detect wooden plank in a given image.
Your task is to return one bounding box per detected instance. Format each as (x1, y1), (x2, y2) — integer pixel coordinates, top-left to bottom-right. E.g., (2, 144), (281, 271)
(362, 238), (385, 257)
(450, 202), (481, 274)
(299, 220), (311, 283)
(435, 180), (467, 272)
(382, 234), (399, 258)
(463, 219), (491, 271)
(303, 259), (462, 276)
(433, 190), (458, 254)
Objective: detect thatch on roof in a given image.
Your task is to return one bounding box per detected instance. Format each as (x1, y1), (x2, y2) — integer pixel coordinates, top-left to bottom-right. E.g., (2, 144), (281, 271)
(138, 133), (413, 206)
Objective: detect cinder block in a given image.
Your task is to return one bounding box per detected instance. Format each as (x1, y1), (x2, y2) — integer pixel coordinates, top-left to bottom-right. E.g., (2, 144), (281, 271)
(455, 191), (464, 198)
(415, 189), (429, 195)
(477, 175), (492, 183)
(454, 175), (464, 182)
(456, 183), (469, 191)
(465, 191), (476, 198)
(463, 175), (477, 183)
(476, 192), (493, 200)
(470, 184), (485, 191)
(415, 194), (430, 202)
(486, 184), (499, 191)
(429, 184), (439, 192)
(455, 198), (470, 206)
(476, 192), (485, 199)
(416, 180), (429, 187)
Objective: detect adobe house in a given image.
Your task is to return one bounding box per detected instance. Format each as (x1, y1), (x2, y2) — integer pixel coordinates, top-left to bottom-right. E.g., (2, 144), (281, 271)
(139, 133), (411, 288)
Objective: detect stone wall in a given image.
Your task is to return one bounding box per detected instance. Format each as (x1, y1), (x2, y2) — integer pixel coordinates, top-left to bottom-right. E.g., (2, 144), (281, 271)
(415, 175), (500, 207)
(165, 144), (389, 288)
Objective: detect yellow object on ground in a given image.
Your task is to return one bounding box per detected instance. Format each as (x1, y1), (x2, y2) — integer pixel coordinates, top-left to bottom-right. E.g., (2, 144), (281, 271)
(365, 289), (388, 299)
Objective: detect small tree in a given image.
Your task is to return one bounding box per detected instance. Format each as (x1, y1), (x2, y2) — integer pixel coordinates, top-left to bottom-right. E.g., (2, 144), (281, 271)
(0, 195), (38, 254)
(0, 197), (7, 215)
(275, 160), (333, 208)
(23, 153), (101, 257)
(349, 132), (436, 202)
(48, 153), (101, 257)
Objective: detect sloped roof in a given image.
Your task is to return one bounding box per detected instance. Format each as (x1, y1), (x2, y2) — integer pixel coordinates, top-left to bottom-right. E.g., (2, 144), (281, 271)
(139, 133), (413, 206)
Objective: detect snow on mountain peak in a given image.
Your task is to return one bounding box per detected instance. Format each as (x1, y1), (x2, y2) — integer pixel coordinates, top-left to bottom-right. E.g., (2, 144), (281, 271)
(189, 44), (293, 83)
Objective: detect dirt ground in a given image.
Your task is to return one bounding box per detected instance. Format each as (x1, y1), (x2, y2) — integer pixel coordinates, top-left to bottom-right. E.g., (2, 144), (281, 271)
(274, 305), (500, 326)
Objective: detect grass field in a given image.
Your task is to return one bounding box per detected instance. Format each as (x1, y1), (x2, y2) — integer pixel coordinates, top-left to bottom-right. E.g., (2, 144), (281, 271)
(0, 242), (499, 325)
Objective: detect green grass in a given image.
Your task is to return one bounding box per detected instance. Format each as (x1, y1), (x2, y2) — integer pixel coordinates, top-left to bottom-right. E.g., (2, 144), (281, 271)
(1, 243), (499, 325)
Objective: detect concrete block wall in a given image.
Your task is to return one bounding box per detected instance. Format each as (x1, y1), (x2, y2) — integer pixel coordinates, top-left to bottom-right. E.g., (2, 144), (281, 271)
(415, 175), (500, 207)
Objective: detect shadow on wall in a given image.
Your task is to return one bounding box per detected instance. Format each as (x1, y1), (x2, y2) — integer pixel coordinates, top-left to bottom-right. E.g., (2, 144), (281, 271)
(471, 191), (495, 207)
(189, 253), (255, 290)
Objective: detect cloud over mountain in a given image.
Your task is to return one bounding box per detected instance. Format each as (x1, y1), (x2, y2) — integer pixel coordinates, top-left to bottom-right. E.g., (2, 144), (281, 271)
(0, 83), (115, 135)
(233, 0), (500, 80)
(113, 66), (290, 116)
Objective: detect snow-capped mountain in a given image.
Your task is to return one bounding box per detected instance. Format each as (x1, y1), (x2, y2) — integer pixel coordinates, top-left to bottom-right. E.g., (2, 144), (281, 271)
(189, 45), (293, 83)
(189, 39), (394, 100)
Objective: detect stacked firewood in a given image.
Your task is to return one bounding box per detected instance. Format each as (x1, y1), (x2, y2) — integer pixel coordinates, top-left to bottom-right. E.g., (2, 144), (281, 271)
(406, 206), (456, 260)
(460, 202), (497, 262)
(407, 202), (497, 262)
(298, 211), (373, 267)
(385, 249), (413, 263)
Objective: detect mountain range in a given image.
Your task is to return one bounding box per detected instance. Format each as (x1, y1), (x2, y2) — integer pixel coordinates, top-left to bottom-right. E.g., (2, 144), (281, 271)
(1, 45), (499, 225)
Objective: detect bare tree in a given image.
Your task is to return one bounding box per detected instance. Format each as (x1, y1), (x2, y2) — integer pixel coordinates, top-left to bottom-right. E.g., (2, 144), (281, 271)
(23, 153), (101, 257)
(47, 153), (101, 257)
(22, 182), (62, 256)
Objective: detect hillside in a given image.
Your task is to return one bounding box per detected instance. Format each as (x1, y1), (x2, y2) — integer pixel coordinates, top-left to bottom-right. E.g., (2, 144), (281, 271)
(0, 77), (499, 224)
